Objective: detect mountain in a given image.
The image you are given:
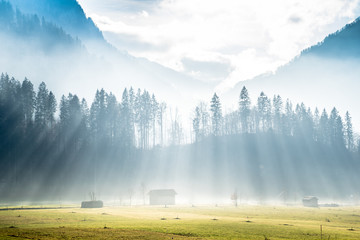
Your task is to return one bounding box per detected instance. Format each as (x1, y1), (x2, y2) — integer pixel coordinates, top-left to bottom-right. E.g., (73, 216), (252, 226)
(0, 0), (209, 110)
(0, 1), (82, 52)
(225, 17), (360, 129)
(9, 0), (103, 42)
(302, 17), (360, 58)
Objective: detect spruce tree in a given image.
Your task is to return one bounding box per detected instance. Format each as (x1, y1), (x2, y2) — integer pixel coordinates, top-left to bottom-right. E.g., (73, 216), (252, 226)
(257, 92), (271, 132)
(273, 95), (283, 133)
(46, 91), (57, 128)
(319, 109), (329, 144)
(157, 102), (166, 146)
(345, 111), (354, 150)
(193, 106), (201, 141)
(239, 86), (251, 133)
(210, 93), (222, 136)
(21, 78), (35, 128)
(35, 82), (49, 128)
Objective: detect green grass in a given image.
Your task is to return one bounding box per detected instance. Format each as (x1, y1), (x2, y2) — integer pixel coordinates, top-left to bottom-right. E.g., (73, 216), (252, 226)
(1, 205), (360, 239)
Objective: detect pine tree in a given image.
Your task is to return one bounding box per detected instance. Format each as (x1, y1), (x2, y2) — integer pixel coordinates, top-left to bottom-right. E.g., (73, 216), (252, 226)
(329, 107), (343, 146)
(169, 108), (183, 145)
(193, 106), (201, 142)
(273, 95), (283, 133)
(210, 93), (222, 136)
(120, 88), (134, 148)
(106, 92), (119, 146)
(313, 108), (320, 141)
(46, 91), (57, 128)
(60, 95), (70, 130)
(90, 89), (108, 143)
(35, 82), (49, 128)
(21, 78), (35, 128)
(79, 98), (90, 147)
(319, 109), (329, 144)
(257, 92), (271, 132)
(335, 115), (344, 146)
(344, 111), (354, 150)
(283, 99), (294, 135)
(151, 94), (159, 147)
(68, 94), (82, 150)
(239, 86), (251, 133)
(128, 87), (136, 146)
(157, 102), (166, 146)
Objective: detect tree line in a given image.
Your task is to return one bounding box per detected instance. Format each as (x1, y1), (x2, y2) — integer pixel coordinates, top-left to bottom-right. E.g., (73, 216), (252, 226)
(0, 73), (358, 158)
(0, 73), (359, 201)
(193, 86), (356, 151)
(0, 73), (172, 154)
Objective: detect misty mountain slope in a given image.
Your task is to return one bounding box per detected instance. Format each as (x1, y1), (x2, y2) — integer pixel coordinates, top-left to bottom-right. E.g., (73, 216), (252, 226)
(0, 1), (210, 107)
(0, 1), (82, 52)
(302, 17), (360, 58)
(225, 17), (360, 128)
(9, 0), (103, 42)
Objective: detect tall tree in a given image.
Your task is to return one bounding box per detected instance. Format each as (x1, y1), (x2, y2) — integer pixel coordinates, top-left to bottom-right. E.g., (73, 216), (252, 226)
(344, 111), (354, 150)
(283, 99), (294, 136)
(21, 78), (35, 128)
(210, 93), (222, 136)
(151, 94), (159, 147)
(169, 108), (183, 145)
(257, 92), (271, 132)
(193, 102), (210, 140)
(120, 88), (134, 148)
(239, 86), (251, 133)
(90, 89), (108, 144)
(106, 92), (119, 146)
(46, 91), (57, 129)
(313, 108), (320, 140)
(157, 102), (166, 146)
(329, 107), (344, 146)
(273, 95), (283, 133)
(319, 109), (330, 144)
(35, 82), (49, 128)
(193, 106), (201, 142)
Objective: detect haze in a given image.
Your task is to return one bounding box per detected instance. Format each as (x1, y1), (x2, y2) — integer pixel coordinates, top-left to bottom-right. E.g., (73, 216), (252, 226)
(78, 0), (360, 90)
(1, 0), (360, 208)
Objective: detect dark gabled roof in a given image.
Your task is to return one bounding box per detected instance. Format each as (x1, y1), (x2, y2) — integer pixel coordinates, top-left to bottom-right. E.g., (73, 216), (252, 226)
(148, 189), (177, 196)
(303, 196), (318, 200)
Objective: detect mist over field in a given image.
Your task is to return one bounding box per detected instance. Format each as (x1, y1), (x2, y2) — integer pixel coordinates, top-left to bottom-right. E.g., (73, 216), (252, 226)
(1, 0), (360, 209)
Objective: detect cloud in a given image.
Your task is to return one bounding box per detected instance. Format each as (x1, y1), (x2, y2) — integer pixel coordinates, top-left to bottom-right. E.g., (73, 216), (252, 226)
(289, 15), (302, 24)
(181, 57), (233, 83)
(103, 31), (170, 52)
(79, 0), (360, 90)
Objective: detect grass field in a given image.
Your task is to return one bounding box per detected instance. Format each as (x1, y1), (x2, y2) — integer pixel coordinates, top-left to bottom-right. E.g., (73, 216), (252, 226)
(0, 204), (360, 239)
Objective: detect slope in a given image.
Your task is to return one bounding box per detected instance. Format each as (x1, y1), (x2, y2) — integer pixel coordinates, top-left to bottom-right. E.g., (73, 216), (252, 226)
(225, 17), (360, 129)
(1, 0), (209, 111)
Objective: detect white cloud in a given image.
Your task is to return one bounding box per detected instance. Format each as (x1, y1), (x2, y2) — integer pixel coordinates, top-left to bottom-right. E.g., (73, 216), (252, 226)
(79, 0), (360, 90)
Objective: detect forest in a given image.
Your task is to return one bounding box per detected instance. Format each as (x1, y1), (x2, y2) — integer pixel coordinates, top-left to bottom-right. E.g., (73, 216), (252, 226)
(1, 73), (359, 202)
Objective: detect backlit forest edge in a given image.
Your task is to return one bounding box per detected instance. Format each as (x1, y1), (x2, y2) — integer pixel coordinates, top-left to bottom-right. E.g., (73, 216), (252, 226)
(1, 73), (359, 203)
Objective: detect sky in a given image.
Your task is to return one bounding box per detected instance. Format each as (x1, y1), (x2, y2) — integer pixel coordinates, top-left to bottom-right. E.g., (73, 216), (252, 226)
(77, 0), (360, 92)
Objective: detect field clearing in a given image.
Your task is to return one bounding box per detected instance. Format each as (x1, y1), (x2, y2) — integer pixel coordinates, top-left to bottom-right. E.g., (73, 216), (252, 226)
(0, 205), (360, 239)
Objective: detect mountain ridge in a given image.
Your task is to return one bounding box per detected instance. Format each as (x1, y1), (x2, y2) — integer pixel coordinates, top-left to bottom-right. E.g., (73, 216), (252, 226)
(224, 16), (360, 130)
(0, 0), (210, 109)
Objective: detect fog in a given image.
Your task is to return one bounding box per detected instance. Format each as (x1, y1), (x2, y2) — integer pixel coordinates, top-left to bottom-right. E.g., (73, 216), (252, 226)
(1, 0), (360, 207)
(224, 56), (360, 131)
(0, 1), (212, 120)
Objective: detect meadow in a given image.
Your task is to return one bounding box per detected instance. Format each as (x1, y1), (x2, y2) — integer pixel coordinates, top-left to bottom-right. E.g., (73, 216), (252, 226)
(0, 204), (360, 239)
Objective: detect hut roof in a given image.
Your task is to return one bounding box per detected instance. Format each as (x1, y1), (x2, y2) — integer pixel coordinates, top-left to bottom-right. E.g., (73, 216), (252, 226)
(148, 189), (177, 196)
(303, 196), (318, 201)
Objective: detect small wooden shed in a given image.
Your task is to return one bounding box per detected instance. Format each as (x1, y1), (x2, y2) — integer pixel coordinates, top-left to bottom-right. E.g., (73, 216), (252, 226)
(148, 189), (177, 205)
(302, 196), (318, 207)
(81, 200), (103, 208)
